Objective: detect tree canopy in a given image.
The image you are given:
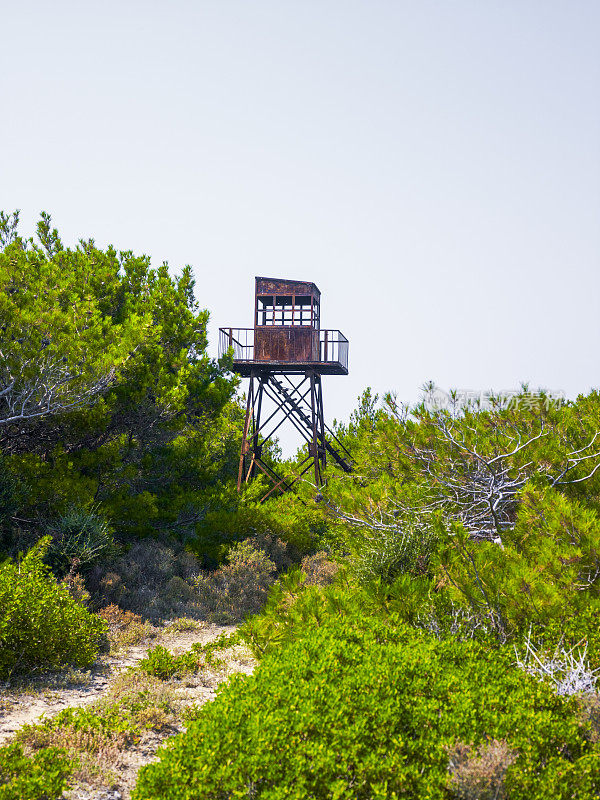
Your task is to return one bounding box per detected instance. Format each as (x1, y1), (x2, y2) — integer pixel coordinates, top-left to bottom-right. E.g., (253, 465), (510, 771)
(0, 211), (240, 547)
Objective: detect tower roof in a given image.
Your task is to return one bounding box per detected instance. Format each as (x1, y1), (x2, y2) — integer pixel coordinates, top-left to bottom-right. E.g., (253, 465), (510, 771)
(255, 276), (321, 297)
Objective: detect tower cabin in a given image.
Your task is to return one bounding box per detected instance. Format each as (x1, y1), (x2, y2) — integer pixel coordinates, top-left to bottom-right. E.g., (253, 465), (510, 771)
(219, 277), (348, 376)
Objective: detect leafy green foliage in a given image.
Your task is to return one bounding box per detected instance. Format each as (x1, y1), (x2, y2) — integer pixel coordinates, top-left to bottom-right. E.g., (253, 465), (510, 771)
(138, 631), (239, 679)
(194, 498), (329, 566)
(329, 387), (600, 537)
(26, 703), (139, 749)
(137, 645), (191, 680)
(0, 538), (105, 677)
(0, 742), (71, 800)
(0, 457), (22, 552)
(323, 388), (600, 654)
(0, 211), (238, 549)
(133, 602), (599, 800)
(435, 485), (600, 643)
(348, 514), (437, 585)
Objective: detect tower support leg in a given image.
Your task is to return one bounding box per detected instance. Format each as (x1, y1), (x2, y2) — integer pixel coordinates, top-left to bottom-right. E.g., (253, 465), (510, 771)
(237, 374), (254, 491)
(237, 369), (351, 502)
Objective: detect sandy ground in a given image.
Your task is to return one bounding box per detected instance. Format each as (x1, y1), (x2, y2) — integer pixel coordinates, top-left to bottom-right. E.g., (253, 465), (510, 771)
(0, 623), (256, 799)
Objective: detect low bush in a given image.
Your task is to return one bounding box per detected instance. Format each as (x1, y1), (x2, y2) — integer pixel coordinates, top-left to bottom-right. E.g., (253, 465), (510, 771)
(348, 514), (437, 585)
(138, 631), (239, 679)
(447, 739), (517, 800)
(0, 742), (71, 800)
(97, 604), (158, 651)
(193, 538), (278, 622)
(134, 604), (600, 800)
(87, 538), (200, 620)
(166, 617), (203, 633)
(22, 704), (138, 754)
(0, 538), (106, 678)
(61, 569), (91, 606)
(137, 645), (195, 680)
(193, 501), (329, 566)
(299, 550), (339, 586)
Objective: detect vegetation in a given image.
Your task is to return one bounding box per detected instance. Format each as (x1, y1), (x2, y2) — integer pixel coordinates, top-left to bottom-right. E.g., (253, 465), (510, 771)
(0, 538), (105, 678)
(0, 742), (71, 800)
(5, 632), (249, 794)
(322, 387), (600, 647)
(137, 630), (239, 679)
(4, 212), (600, 797)
(0, 210), (238, 556)
(134, 597), (600, 800)
(14, 668), (186, 788)
(132, 387), (600, 798)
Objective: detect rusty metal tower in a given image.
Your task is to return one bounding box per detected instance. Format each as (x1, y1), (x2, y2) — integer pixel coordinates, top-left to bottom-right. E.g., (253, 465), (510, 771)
(219, 277), (352, 501)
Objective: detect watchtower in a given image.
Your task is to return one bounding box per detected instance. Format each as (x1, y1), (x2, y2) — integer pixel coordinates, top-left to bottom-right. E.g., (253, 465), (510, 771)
(219, 277), (352, 501)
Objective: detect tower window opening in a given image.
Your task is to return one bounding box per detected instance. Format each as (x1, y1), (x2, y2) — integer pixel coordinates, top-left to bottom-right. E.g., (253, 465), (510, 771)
(256, 294), (318, 327)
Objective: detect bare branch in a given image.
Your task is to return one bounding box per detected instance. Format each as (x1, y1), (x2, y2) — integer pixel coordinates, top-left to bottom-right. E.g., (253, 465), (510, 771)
(0, 354), (115, 426)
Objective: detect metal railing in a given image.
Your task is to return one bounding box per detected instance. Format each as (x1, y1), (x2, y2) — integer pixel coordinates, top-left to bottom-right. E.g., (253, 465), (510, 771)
(219, 328), (348, 370)
(219, 327), (254, 361)
(319, 329), (348, 371)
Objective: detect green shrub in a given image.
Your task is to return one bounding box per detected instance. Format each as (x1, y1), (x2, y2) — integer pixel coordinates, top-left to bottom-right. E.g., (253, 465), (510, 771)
(46, 506), (114, 576)
(21, 703), (138, 752)
(349, 516), (437, 585)
(138, 645), (188, 680)
(194, 501), (328, 566)
(138, 632), (239, 679)
(0, 538), (106, 678)
(240, 573), (363, 658)
(0, 742), (71, 800)
(0, 457), (23, 554)
(435, 486), (600, 646)
(133, 606), (599, 800)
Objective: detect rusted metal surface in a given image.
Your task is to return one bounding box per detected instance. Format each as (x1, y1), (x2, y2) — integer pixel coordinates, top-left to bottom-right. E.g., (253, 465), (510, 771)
(255, 277), (320, 298)
(236, 370), (353, 502)
(220, 276), (347, 372)
(255, 327), (319, 363)
(218, 328), (349, 375)
(221, 276), (352, 500)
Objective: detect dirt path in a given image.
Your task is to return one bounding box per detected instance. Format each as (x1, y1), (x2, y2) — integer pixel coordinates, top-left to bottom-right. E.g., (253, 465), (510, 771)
(0, 621), (255, 800)
(0, 622), (235, 745)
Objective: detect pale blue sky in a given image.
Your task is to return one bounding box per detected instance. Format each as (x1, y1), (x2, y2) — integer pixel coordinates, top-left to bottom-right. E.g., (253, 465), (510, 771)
(2, 1), (599, 452)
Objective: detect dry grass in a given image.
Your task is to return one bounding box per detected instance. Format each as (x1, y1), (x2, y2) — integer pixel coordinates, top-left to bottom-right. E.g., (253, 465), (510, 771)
(193, 539), (278, 623)
(87, 536), (321, 630)
(166, 617), (204, 633)
(97, 604), (159, 653)
(5, 624), (252, 798)
(447, 739), (518, 800)
(16, 668), (183, 787)
(300, 551), (339, 586)
(107, 668), (182, 730)
(0, 665), (98, 702)
(61, 570), (91, 606)
(576, 692), (600, 743)
(88, 539), (202, 621)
